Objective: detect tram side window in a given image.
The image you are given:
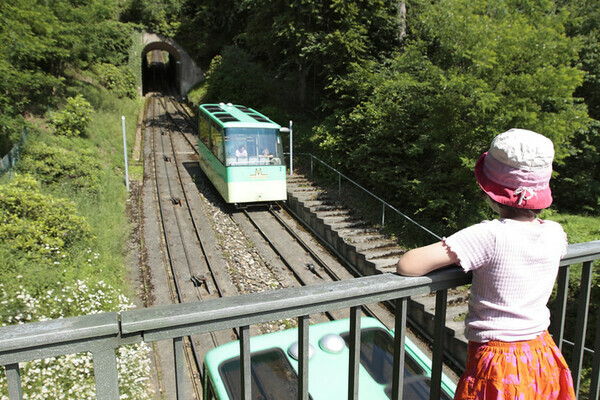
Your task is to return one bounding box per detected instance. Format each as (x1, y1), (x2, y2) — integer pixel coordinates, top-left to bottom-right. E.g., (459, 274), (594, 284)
(199, 116), (211, 148)
(211, 130), (224, 163)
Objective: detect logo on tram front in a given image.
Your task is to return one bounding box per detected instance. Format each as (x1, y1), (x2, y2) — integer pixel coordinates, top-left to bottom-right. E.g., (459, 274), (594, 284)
(250, 168), (269, 179)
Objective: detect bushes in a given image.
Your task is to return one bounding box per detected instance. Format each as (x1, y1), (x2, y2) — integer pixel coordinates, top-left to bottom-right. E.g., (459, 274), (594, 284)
(316, 0), (589, 234)
(95, 63), (137, 99)
(0, 175), (91, 260)
(18, 140), (103, 192)
(50, 95), (93, 137)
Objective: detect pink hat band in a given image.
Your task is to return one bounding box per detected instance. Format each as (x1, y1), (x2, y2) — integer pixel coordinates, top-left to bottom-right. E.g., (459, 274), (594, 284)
(474, 129), (554, 209)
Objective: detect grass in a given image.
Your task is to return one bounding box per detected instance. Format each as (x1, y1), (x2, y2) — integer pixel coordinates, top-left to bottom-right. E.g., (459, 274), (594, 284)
(543, 210), (600, 244)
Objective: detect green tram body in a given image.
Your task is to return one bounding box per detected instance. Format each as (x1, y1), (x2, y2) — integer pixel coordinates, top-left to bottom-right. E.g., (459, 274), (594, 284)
(203, 317), (457, 400)
(197, 103), (287, 205)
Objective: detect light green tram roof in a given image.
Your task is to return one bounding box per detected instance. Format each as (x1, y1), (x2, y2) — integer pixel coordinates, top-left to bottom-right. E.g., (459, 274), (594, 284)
(203, 317), (457, 400)
(199, 103), (281, 129)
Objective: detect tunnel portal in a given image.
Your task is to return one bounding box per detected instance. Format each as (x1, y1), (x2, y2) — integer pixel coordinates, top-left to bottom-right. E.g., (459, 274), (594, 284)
(142, 42), (180, 96)
(140, 33), (204, 98)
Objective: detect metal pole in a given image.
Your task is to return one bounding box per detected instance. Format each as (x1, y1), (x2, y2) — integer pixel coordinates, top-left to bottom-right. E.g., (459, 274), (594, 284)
(122, 116), (130, 191)
(289, 120), (293, 175)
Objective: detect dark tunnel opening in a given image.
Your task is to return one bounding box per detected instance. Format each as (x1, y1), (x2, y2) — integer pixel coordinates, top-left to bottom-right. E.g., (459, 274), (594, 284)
(142, 50), (179, 96)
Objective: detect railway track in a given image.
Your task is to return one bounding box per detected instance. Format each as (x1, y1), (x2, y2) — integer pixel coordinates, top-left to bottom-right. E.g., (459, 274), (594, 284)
(143, 95), (406, 399)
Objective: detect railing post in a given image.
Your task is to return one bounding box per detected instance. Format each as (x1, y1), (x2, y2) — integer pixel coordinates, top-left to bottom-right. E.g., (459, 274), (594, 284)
(552, 266), (569, 351)
(240, 325), (252, 400)
(173, 336), (186, 400)
(382, 203), (386, 229)
(590, 308), (600, 400)
(430, 289), (448, 400)
(391, 298), (407, 400)
(289, 120), (293, 175)
(338, 174), (342, 197)
(571, 261), (593, 397)
(6, 363), (23, 400)
(92, 347), (120, 400)
(348, 306), (361, 400)
(298, 315), (310, 400)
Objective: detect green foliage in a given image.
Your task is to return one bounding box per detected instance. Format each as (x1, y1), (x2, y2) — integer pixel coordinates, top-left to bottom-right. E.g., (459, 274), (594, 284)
(121, 0), (183, 37)
(552, 0), (600, 215)
(18, 140), (103, 192)
(240, 0), (401, 106)
(203, 46), (277, 107)
(0, 175), (91, 262)
(553, 121), (600, 213)
(316, 0), (590, 233)
(0, 0), (133, 151)
(174, 0), (245, 66)
(50, 95), (94, 137)
(95, 63), (138, 99)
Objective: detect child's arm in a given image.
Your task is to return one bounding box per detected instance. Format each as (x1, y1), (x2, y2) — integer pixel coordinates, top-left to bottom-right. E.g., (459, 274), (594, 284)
(396, 241), (459, 276)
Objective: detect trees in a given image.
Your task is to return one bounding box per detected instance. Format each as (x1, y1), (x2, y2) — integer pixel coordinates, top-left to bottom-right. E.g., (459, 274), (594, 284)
(241, 0), (401, 107)
(316, 0), (590, 232)
(0, 0), (132, 155)
(552, 0), (600, 213)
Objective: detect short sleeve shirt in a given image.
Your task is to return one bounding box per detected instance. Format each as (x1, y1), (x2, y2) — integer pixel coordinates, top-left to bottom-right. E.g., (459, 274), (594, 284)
(444, 219), (567, 342)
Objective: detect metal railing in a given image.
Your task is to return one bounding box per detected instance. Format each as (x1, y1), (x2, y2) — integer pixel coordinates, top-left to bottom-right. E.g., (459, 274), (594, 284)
(289, 153), (441, 240)
(0, 128), (28, 178)
(1, 241), (599, 400)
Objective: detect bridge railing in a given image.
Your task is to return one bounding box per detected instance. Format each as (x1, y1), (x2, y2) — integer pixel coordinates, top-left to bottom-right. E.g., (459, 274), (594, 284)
(1, 241), (599, 400)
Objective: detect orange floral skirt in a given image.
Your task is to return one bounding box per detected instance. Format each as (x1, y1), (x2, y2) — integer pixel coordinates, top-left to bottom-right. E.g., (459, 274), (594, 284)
(453, 331), (576, 400)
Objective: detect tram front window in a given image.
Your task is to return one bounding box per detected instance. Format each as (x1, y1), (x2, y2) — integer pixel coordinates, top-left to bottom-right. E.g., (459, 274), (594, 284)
(224, 128), (283, 166)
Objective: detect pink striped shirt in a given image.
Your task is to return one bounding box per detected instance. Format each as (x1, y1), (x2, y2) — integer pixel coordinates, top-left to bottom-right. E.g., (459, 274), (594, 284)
(445, 218), (567, 342)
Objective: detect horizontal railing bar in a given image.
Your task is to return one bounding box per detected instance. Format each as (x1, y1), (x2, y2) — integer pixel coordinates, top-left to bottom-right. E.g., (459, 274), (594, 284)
(0, 312), (119, 354)
(121, 269), (470, 341)
(0, 241), (596, 363)
(561, 338), (596, 355)
(560, 240), (600, 265)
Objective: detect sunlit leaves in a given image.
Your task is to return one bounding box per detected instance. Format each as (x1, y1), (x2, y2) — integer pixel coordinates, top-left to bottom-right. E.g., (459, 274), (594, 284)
(317, 0), (590, 231)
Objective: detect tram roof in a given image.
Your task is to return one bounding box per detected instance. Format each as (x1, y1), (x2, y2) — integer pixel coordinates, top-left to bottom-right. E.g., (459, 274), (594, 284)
(199, 103), (281, 129)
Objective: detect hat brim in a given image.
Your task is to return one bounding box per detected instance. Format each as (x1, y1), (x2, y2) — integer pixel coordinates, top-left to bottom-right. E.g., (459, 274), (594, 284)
(474, 153), (552, 209)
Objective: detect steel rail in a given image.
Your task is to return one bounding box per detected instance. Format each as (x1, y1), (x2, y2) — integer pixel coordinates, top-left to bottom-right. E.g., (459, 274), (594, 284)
(149, 96), (205, 393)
(159, 97), (227, 301)
(268, 206), (393, 324)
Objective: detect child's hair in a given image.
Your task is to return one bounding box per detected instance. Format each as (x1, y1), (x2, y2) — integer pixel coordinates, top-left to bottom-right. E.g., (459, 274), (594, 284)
(489, 198), (542, 219)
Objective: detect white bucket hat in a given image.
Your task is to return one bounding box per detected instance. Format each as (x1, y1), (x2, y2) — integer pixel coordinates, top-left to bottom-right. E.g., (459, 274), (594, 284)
(474, 129), (555, 209)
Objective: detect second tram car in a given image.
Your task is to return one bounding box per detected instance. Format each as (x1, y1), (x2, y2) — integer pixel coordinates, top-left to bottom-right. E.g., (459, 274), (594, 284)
(203, 317), (457, 400)
(197, 103), (287, 205)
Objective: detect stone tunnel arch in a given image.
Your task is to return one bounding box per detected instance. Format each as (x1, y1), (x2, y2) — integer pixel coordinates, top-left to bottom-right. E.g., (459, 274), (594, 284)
(141, 33), (204, 97)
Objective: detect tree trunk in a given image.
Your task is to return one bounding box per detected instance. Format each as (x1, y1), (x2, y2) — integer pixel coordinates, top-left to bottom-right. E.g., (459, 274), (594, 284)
(398, 1), (407, 41)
